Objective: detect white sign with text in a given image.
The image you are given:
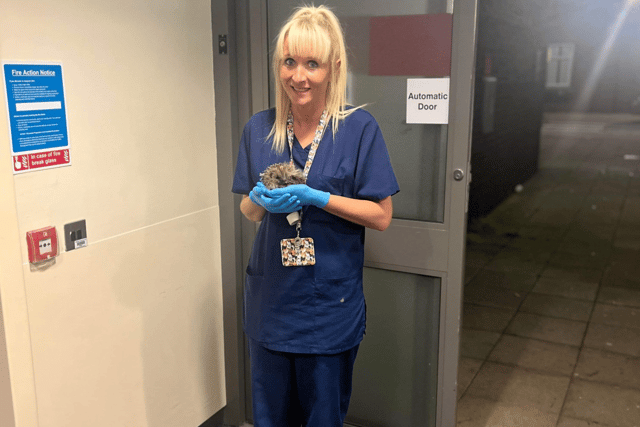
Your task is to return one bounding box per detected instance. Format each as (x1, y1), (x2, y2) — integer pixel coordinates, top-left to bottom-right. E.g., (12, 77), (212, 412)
(406, 78), (450, 124)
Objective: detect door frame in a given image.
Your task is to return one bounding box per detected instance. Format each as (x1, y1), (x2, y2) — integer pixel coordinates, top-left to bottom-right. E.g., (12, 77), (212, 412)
(439, 0), (478, 422)
(212, 0), (478, 425)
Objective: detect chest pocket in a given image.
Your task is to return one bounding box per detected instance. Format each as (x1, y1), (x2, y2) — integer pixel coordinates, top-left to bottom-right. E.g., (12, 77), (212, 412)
(315, 174), (347, 197)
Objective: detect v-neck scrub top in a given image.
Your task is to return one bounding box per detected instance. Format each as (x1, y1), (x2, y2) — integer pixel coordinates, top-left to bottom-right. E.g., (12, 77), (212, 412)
(232, 108), (399, 354)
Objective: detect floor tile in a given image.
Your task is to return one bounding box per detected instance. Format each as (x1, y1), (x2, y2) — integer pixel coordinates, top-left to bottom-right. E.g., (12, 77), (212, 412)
(582, 193), (625, 208)
(547, 252), (609, 269)
(460, 329), (502, 360)
(563, 223), (616, 242)
(591, 303), (640, 329)
(458, 357), (484, 400)
(601, 268), (640, 291)
(628, 182), (640, 197)
(457, 396), (559, 427)
(583, 323), (640, 357)
(488, 335), (579, 376)
(609, 248), (640, 265)
(613, 226), (640, 250)
(539, 267), (602, 285)
(532, 278), (599, 301)
(520, 293), (593, 322)
(465, 269), (538, 293)
(484, 254), (546, 276)
(462, 304), (515, 333)
(556, 416), (612, 427)
(463, 284), (526, 311)
(619, 197), (640, 225)
(574, 210), (620, 226)
(556, 239), (612, 258)
(597, 287), (640, 308)
(465, 247), (497, 269)
(574, 348), (640, 390)
(563, 380), (640, 426)
(608, 255), (640, 282)
(505, 236), (562, 254)
(517, 225), (568, 241)
(464, 362), (570, 414)
(493, 246), (554, 264)
(506, 313), (587, 346)
(529, 210), (578, 227)
(466, 225), (515, 247)
(465, 265), (483, 284)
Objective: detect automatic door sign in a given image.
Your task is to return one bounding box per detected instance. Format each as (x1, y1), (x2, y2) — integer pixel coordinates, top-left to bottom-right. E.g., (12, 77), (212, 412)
(406, 78), (450, 124)
(3, 63), (71, 173)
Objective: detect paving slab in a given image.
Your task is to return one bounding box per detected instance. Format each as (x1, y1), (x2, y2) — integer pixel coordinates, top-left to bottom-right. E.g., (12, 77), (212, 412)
(591, 303), (640, 329)
(458, 357), (484, 400)
(488, 335), (579, 376)
(583, 323), (640, 357)
(563, 380), (640, 426)
(597, 287), (640, 308)
(457, 396), (559, 427)
(466, 269), (539, 293)
(463, 284), (527, 311)
(462, 304), (515, 333)
(506, 313), (587, 346)
(574, 348), (640, 390)
(520, 293), (593, 322)
(460, 328), (502, 360)
(464, 362), (570, 414)
(532, 278), (599, 301)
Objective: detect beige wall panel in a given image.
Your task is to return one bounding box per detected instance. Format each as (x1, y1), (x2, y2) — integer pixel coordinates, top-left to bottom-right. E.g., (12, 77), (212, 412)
(1, 0), (224, 426)
(23, 209), (225, 427)
(0, 44), (38, 427)
(1, 0), (218, 249)
(0, 299), (16, 427)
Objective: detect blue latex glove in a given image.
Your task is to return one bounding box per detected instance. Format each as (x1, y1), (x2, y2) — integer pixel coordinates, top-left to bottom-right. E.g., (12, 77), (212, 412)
(267, 184), (330, 209)
(249, 182), (300, 213)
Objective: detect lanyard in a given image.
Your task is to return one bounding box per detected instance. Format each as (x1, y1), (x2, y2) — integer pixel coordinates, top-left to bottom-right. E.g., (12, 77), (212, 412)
(286, 109), (328, 180)
(285, 109), (328, 233)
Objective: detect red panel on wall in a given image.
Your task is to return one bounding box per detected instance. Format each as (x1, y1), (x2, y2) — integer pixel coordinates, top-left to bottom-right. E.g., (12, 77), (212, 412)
(369, 14), (453, 76)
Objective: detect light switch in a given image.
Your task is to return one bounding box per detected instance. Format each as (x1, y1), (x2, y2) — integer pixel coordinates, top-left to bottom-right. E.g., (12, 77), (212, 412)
(64, 220), (88, 252)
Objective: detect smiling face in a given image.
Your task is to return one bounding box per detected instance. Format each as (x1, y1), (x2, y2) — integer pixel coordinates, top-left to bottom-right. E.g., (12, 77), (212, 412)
(279, 38), (331, 114)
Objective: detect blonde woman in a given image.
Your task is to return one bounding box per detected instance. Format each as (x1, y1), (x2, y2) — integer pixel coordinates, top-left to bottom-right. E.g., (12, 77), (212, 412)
(232, 5), (398, 426)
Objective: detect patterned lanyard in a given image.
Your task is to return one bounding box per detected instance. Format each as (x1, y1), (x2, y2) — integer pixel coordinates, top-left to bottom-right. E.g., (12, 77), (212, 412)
(286, 109), (328, 180)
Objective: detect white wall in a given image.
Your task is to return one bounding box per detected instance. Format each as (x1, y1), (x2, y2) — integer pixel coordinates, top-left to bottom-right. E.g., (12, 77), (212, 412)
(0, 1), (226, 426)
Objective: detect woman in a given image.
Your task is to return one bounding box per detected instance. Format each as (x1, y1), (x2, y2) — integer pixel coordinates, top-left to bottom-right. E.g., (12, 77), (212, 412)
(232, 5), (399, 426)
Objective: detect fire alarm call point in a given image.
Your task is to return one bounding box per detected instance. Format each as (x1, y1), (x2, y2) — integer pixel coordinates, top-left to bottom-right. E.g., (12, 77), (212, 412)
(26, 226), (59, 264)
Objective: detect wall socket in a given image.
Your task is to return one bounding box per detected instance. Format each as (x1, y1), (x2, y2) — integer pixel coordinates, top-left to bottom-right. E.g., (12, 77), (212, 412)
(64, 220), (88, 252)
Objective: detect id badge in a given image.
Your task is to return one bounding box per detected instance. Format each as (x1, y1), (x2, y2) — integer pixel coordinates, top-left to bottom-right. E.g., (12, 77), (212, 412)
(281, 237), (316, 266)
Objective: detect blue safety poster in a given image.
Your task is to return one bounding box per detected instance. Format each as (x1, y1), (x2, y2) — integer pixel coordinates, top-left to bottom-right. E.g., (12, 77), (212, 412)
(3, 63), (71, 173)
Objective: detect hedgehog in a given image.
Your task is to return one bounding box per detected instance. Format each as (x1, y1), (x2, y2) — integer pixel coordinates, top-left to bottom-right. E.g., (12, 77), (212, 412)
(260, 162), (306, 189)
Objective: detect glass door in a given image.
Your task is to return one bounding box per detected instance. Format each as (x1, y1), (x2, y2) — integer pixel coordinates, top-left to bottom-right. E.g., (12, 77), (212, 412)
(236, 0), (478, 425)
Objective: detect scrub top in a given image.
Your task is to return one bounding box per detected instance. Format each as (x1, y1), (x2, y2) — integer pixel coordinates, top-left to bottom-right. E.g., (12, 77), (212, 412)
(232, 108), (399, 354)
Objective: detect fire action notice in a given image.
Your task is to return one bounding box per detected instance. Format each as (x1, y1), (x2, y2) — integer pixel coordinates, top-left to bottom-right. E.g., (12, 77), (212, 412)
(3, 63), (71, 174)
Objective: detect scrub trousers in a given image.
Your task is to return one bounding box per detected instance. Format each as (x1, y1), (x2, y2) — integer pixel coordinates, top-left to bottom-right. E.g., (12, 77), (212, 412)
(248, 338), (360, 427)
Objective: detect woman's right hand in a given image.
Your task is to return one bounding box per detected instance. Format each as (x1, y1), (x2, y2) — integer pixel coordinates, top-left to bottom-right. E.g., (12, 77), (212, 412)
(249, 182), (301, 213)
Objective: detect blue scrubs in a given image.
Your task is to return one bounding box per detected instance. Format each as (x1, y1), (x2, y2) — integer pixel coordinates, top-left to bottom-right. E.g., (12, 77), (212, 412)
(248, 337), (359, 427)
(232, 108), (399, 425)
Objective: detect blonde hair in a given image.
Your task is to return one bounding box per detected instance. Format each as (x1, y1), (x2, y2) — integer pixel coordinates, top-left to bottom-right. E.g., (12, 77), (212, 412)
(269, 5), (356, 153)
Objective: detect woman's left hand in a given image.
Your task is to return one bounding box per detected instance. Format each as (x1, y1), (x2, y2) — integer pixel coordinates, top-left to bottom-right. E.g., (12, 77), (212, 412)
(250, 182), (301, 213)
(267, 184), (330, 208)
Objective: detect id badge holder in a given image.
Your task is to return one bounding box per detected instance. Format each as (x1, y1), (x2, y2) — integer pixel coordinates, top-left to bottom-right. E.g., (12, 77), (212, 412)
(281, 214), (315, 266)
